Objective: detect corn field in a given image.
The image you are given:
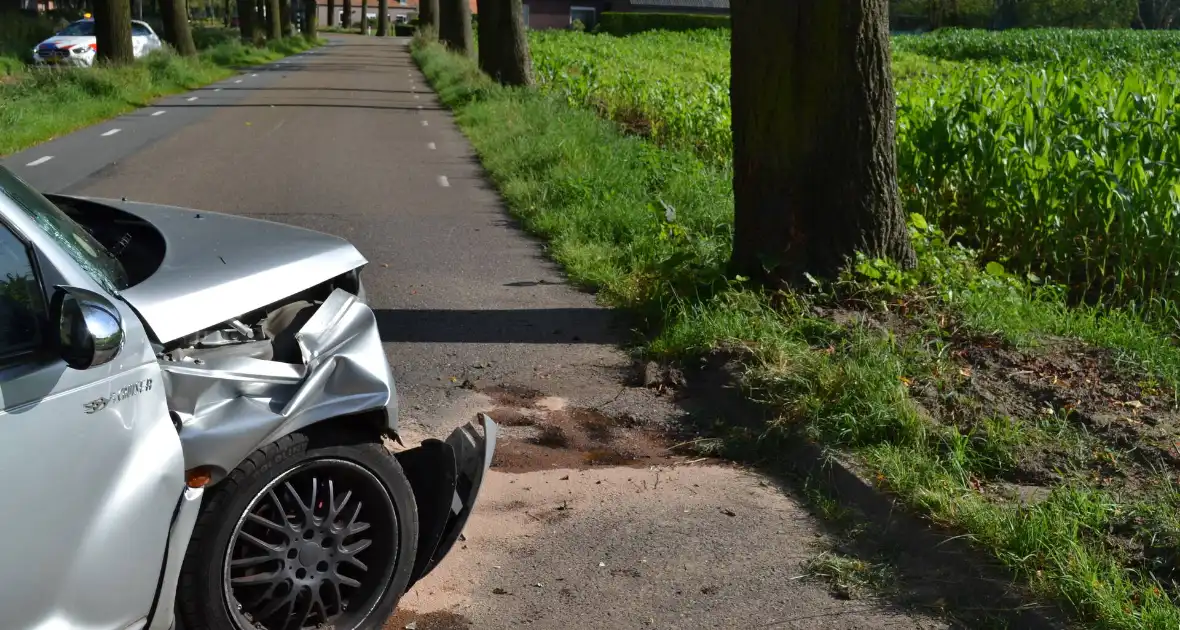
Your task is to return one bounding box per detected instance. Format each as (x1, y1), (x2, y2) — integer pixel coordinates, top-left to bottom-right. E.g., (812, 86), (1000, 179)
(530, 28), (1180, 308)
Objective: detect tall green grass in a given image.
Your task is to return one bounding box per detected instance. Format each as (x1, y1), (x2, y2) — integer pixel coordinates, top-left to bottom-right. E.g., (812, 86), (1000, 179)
(0, 35), (320, 157)
(529, 28), (1180, 312)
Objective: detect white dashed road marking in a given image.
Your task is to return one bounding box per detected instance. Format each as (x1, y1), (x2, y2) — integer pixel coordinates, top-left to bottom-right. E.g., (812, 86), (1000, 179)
(234, 79), (243, 83)
(427, 142), (436, 150)
(214, 88), (222, 92)
(421, 120), (429, 126)
(251, 73), (258, 77)
(186, 97), (198, 102)
(152, 110), (166, 116)
(26, 156), (53, 167)
(101, 128), (121, 137)
(437, 175), (450, 188)
(414, 94), (420, 99)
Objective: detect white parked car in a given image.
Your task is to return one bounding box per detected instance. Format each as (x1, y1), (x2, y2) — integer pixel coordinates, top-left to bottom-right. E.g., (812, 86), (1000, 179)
(33, 18), (164, 67)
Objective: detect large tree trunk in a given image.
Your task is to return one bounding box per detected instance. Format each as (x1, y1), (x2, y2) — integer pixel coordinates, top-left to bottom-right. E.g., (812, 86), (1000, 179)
(327, 0), (334, 25)
(438, 0), (471, 56)
(160, 0), (198, 55)
(223, 0), (231, 26)
(93, 0), (134, 63)
(729, 0), (915, 286)
(361, 0), (367, 31)
(301, 0), (317, 35)
(475, 0), (501, 77)
(237, 0), (254, 39)
(341, 0), (350, 27)
(266, 0), (281, 37)
(254, 0), (267, 41)
(280, 0), (292, 35)
(498, 0), (532, 86)
(376, 0), (387, 34)
(418, 0), (439, 34)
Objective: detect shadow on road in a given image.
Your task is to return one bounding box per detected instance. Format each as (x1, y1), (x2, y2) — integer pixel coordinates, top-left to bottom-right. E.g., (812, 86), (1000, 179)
(374, 308), (635, 345)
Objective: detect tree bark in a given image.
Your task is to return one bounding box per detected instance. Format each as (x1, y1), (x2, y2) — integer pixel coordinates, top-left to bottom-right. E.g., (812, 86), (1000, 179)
(254, 0), (267, 41)
(301, 0), (316, 35)
(327, 0), (334, 25)
(93, 0), (134, 63)
(280, 0), (292, 36)
(418, 0), (439, 34)
(266, 0), (281, 37)
(476, 0), (501, 78)
(438, 0), (472, 56)
(160, 0), (198, 55)
(361, 0), (367, 31)
(498, 0), (532, 86)
(341, 0), (350, 27)
(729, 0), (915, 287)
(376, 0), (387, 34)
(237, 0), (253, 39)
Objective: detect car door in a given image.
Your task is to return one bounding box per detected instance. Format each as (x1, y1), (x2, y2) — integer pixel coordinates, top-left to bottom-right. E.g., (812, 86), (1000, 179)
(0, 217), (185, 630)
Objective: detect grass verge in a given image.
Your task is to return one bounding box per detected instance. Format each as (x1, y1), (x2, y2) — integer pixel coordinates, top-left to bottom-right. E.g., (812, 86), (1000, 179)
(0, 34), (321, 157)
(413, 38), (1180, 628)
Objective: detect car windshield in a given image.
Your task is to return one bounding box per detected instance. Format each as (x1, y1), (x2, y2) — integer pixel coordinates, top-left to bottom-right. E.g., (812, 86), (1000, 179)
(56, 21), (96, 37)
(0, 168), (128, 294)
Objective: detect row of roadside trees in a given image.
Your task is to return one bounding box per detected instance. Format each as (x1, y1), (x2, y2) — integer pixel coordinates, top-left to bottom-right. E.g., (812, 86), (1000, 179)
(80, 0), (315, 65)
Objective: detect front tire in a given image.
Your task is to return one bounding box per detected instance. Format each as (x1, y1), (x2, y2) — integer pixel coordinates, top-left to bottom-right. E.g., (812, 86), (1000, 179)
(177, 431), (419, 630)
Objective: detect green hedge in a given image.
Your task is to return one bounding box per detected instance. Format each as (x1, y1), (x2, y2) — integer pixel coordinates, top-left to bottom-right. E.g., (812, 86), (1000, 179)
(394, 23), (415, 36)
(596, 12), (729, 36)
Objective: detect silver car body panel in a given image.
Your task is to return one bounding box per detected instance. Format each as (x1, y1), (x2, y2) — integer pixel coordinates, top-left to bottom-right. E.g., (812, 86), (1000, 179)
(165, 288), (398, 477)
(0, 187), (185, 630)
(74, 197), (368, 344)
(146, 487), (204, 630)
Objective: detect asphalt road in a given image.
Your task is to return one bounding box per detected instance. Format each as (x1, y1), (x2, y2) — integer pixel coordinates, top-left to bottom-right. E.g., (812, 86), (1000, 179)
(4, 36), (952, 629)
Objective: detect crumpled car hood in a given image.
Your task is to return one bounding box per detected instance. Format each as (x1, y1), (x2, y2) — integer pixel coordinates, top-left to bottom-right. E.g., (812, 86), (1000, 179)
(85, 198), (367, 343)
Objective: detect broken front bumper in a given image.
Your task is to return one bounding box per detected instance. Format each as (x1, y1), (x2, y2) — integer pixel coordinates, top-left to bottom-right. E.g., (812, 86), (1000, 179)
(397, 413), (498, 587)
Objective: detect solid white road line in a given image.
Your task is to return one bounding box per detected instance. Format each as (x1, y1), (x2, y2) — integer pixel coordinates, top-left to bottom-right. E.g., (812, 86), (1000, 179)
(427, 142), (436, 150)
(101, 128), (121, 137)
(186, 96), (198, 102)
(437, 175), (450, 188)
(152, 110), (166, 116)
(26, 156), (53, 167)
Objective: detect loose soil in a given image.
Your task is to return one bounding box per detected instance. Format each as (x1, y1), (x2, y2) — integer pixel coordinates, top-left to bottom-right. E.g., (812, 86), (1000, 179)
(479, 383), (703, 474)
(384, 609), (472, 630)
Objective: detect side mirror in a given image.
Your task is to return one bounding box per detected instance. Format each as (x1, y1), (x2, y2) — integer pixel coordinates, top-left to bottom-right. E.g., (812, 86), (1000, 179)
(49, 286), (124, 370)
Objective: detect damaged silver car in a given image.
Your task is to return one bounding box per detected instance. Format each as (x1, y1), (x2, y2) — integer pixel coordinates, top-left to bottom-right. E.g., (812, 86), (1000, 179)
(0, 164), (497, 630)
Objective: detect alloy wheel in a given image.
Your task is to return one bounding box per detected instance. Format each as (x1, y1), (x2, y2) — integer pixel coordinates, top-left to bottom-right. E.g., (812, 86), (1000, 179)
(223, 459), (398, 630)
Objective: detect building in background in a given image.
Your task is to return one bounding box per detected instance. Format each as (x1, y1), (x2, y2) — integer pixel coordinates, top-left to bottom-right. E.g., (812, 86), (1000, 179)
(519, 0), (727, 31)
(314, 0), (478, 27)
